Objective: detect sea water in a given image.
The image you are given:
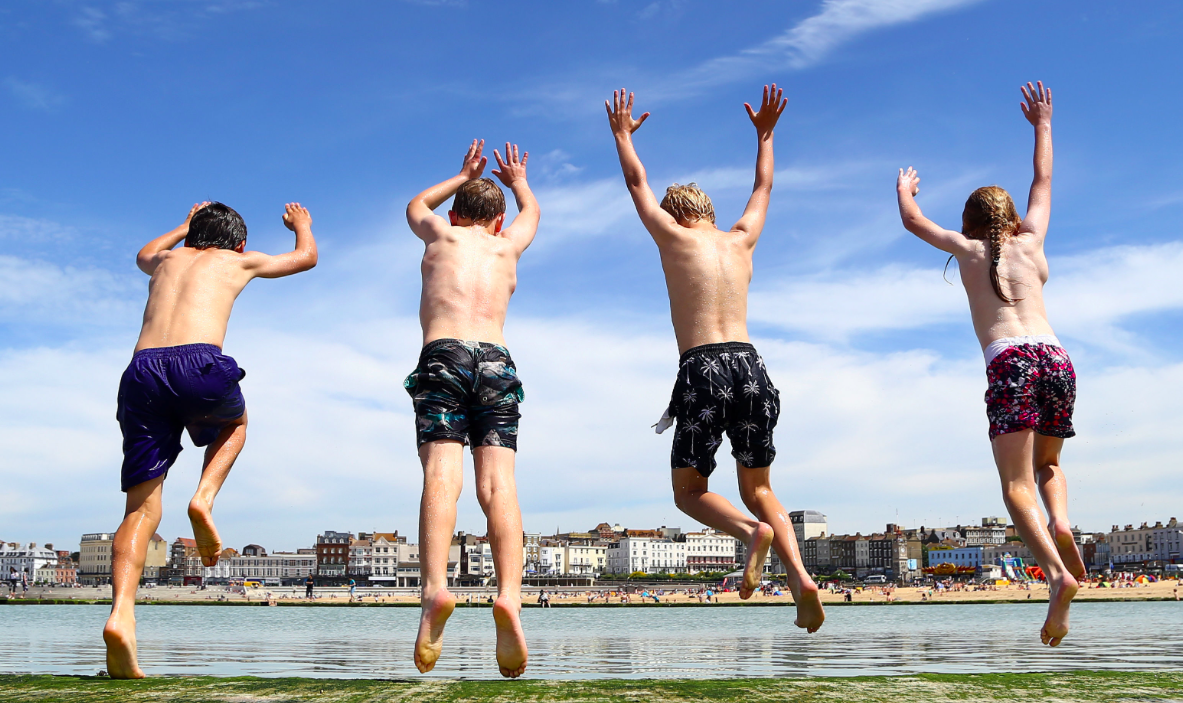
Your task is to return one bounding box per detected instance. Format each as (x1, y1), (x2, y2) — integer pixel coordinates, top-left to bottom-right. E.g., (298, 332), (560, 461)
(2, 601), (1180, 679)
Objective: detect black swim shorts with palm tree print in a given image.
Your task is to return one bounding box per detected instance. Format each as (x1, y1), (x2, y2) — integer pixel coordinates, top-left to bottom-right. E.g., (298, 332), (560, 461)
(657, 342), (780, 477)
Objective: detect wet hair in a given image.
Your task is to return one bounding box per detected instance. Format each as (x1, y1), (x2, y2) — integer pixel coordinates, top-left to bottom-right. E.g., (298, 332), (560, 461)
(960, 185), (1023, 304)
(186, 202), (247, 251)
(451, 178), (506, 223)
(660, 183), (715, 225)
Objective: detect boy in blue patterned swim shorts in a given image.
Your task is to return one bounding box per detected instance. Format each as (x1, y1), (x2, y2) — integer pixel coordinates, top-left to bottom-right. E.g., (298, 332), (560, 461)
(608, 85), (825, 634)
(104, 201), (318, 678)
(405, 140), (539, 678)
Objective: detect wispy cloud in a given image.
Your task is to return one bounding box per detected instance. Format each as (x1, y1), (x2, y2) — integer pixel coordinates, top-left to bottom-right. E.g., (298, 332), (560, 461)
(67, 1), (269, 43)
(4, 78), (67, 112)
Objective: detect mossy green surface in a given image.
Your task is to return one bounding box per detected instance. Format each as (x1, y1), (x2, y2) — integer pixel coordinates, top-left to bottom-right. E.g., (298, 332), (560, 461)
(2, 671), (1181, 702)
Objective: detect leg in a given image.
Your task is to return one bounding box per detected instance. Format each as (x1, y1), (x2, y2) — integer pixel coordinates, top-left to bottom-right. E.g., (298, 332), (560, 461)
(1033, 435), (1086, 580)
(737, 466), (825, 632)
(993, 430), (1078, 645)
(103, 475), (165, 679)
(671, 467), (773, 600)
(474, 445), (527, 678)
(414, 439), (464, 673)
(188, 413), (248, 567)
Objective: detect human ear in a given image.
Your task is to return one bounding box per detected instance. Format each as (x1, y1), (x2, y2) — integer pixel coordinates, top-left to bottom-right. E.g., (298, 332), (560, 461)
(235, 241), (246, 253)
(449, 211), (459, 226)
(494, 213), (505, 234)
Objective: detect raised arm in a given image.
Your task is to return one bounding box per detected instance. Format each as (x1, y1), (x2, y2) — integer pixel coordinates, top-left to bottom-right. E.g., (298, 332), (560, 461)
(1018, 81), (1053, 237)
(240, 203), (319, 279)
(406, 139), (487, 242)
(606, 89), (679, 240)
(491, 142), (539, 254)
(896, 167), (972, 255)
(136, 201), (209, 274)
(732, 84), (787, 240)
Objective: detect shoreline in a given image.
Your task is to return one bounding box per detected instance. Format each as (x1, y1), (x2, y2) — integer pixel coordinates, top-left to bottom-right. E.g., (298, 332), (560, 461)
(2, 671), (1181, 702)
(3, 595), (1178, 607)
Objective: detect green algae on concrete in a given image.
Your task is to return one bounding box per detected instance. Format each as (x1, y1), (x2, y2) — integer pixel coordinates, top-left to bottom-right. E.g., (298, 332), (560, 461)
(2, 671), (1182, 703)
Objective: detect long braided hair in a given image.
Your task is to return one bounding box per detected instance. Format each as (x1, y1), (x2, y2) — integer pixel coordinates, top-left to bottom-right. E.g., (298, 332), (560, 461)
(960, 186), (1022, 304)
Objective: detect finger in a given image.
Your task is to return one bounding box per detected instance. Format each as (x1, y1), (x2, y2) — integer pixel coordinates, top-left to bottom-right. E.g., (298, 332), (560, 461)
(493, 149), (505, 170)
(636, 112), (649, 127)
(1037, 80), (1045, 101)
(513, 143), (519, 163)
(1045, 86), (1052, 105)
(520, 151), (528, 166)
(745, 103), (756, 120)
(777, 97), (787, 115)
(605, 99), (612, 118)
(479, 156), (487, 170)
(1020, 84), (1032, 106)
(477, 139), (484, 156)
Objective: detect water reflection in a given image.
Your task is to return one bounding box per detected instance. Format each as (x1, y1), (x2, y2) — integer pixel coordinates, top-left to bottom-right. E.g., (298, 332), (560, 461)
(2, 602), (1180, 679)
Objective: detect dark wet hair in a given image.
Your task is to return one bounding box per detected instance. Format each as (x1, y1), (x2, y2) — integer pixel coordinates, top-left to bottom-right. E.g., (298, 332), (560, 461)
(959, 186), (1023, 304)
(186, 202), (247, 250)
(451, 178), (505, 223)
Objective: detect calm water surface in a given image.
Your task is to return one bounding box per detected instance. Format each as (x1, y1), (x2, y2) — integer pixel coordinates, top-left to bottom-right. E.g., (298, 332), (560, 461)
(3, 602), (1180, 679)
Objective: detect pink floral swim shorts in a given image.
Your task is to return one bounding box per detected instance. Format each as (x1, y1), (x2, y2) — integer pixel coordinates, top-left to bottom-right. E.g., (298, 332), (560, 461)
(984, 340), (1076, 441)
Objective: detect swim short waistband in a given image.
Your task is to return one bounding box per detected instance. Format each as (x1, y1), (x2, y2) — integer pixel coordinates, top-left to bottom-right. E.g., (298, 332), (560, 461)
(983, 335), (1062, 366)
(421, 338), (509, 355)
(678, 341), (757, 365)
(133, 343), (224, 359)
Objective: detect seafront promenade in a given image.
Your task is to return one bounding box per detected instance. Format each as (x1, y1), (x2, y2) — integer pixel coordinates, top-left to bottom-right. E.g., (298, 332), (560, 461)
(4, 579), (1177, 606)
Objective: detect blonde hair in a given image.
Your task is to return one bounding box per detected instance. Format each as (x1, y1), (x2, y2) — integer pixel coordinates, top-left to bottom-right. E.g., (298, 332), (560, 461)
(660, 183), (715, 225)
(962, 185), (1023, 304)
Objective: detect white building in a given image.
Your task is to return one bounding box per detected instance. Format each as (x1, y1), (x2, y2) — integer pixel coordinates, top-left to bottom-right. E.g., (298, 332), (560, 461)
(607, 537), (686, 574)
(564, 543), (607, 575)
(226, 548), (317, 585)
(683, 528), (737, 573)
(1152, 518), (1182, 563)
(369, 539), (419, 584)
(963, 518), (1008, 546)
(349, 538), (373, 577)
(1109, 523), (1155, 565)
(79, 533), (115, 585)
(789, 511), (827, 546)
(540, 546), (565, 575)
(1, 543), (58, 583)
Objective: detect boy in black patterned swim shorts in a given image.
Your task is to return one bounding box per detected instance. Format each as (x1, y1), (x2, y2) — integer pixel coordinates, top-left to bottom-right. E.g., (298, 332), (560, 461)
(608, 84), (825, 633)
(404, 140), (539, 678)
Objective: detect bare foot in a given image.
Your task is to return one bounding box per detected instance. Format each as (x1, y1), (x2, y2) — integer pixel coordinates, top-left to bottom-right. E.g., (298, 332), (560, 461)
(1040, 573), (1079, 646)
(103, 613), (145, 679)
(1050, 521), (1087, 581)
(740, 523), (774, 600)
(792, 580), (826, 633)
(492, 595), (527, 678)
(187, 498), (223, 567)
(414, 588), (456, 673)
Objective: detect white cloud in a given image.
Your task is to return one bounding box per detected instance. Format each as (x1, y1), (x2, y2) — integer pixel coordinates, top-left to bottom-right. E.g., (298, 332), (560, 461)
(0, 255), (138, 327)
(3, 79), (67, 112)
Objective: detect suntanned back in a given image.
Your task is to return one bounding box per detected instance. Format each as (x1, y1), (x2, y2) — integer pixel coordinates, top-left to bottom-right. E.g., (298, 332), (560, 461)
(136, 248), (253, 352)
(656, 225), (755, 353)
(419, 226), (519, 346)
(955, 233), (1055, 349)
(133, 201), (318, 352)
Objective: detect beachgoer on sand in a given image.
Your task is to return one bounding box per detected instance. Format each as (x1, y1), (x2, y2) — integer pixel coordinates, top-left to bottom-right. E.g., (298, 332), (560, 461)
(404, 139), (539, 679)
(896, 81), (1084, 647)
(607, 84), (824, 634)
(104, 201), (318, 679)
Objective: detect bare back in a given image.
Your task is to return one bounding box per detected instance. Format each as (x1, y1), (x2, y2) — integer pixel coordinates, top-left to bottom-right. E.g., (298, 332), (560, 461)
(136, 247), (252, 352)
(656, 224), (755, 353)
(955, 233), (1055, 349)
(418, 226), (520, 346)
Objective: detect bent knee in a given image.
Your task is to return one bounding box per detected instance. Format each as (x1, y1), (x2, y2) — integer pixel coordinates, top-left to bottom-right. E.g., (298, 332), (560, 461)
(672, 486), (706, 511)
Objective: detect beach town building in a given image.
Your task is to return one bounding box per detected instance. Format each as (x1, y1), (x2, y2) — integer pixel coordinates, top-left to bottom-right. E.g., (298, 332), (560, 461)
(1108, 523), (1156, 565)
(168, 538), (204, 584)
(928, 546), (984, 569)
(564, 542), (607, 575)
(1, 542), (58, 584)
(48, 552), (77, 585)
(221, 545), (316, 585)
(201, 548), (238, 582)
(316, 531), (352, 578)
(78, 532), (114, 585)
(606, 537), (686, 575)
(983, 541), (1036, 567)
(539, 545), (564, 575)
(790, 511), (828, 546)
(683, 528), (738, 573)
(523, 533), (541, 573)
(962, 518), (1008, 546)
(1152, 518), (1182, 564)
(141, 533), (169, 581)
(369, 533), (407, 581)
(455, 532), (495, 581)
(348, 536), (373, 577)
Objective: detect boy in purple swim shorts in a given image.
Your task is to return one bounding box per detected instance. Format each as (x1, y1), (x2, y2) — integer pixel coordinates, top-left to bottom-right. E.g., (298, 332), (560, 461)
(104, 201), (317, 679)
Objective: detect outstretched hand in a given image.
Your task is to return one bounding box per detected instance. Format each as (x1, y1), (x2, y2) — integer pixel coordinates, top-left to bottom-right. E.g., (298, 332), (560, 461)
(459, 139), (487, 179)
(897, 167), (920, 196)
(492, 142), (528, 186)
(605, 89), (649, 137)
(282, 202), (312, 231)
(185, 201), (211, 223)
(1020, 81), (1052, 126)
(745, 83), (787, 135)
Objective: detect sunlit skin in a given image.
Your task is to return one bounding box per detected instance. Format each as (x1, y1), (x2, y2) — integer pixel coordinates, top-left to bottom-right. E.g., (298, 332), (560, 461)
(609, 85), (824, 633)
(104, 203), (317, 678)
(896, 81), (1081, 646)
(405, 141), (539, 677)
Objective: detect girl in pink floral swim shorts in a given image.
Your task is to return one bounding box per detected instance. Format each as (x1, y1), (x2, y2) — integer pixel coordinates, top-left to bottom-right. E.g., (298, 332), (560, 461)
(894, 81), (1085, 648)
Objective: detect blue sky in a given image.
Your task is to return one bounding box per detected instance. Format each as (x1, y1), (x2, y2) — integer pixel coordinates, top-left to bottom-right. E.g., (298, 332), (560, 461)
(2, 1), (1181, 552)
